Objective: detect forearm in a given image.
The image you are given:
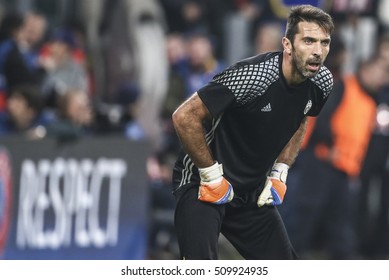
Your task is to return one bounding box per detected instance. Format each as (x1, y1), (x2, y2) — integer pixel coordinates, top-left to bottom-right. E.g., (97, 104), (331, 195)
(172, 93), (214, 168)
(277, 117), (308, 166)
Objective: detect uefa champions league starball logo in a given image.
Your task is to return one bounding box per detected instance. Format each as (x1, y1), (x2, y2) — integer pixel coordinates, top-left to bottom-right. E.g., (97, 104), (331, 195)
(0, 148), (11, 256)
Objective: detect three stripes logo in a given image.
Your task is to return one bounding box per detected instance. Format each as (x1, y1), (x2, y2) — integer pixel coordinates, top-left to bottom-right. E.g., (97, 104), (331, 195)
(261, 103), (272, 112)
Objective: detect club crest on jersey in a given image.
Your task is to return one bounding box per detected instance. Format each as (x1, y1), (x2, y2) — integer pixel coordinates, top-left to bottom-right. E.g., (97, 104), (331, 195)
(304, 100), (312, 115)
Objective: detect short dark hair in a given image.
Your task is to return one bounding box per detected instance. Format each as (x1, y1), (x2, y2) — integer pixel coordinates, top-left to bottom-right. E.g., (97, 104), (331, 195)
(285, 5), (334, 44)
(0, 11), (24, 42)
(10, 84), (44, 113)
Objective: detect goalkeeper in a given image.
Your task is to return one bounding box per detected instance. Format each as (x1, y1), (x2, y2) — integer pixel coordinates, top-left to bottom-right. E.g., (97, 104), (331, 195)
(171, 5), (334, 260)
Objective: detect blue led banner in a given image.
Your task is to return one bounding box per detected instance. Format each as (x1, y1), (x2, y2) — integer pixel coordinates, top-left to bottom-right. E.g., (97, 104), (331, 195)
(0, 137), (151, 259)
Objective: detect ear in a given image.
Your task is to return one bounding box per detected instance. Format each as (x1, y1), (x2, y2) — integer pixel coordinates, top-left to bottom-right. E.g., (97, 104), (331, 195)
(282, 37), (292, 56)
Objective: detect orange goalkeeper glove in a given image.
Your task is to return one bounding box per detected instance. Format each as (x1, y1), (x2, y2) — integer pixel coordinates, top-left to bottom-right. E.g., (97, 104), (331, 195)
(257, 163), (289, 207)
(198, 162), (234, 204)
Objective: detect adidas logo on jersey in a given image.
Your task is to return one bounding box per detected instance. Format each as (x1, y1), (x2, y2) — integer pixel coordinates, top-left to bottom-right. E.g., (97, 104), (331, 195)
(261, 103), (272, 112)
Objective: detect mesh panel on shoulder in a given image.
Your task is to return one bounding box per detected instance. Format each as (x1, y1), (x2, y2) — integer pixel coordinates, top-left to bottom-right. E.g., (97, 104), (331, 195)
(212, 56), (280, 105)
(310, 66), (333, 98)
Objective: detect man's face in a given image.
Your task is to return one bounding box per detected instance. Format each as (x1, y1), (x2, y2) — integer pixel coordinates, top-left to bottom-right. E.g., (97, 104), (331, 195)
(188, 37), (212, 69)
(290, 21), (331, 79)
(23, 14), (47, 46)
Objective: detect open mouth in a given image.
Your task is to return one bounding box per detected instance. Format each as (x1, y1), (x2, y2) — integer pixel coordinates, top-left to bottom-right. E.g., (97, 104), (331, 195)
(307, 62), (321, 71)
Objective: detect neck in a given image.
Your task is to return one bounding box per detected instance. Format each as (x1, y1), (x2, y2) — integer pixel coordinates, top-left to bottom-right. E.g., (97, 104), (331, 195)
(281, 50), (306, 86)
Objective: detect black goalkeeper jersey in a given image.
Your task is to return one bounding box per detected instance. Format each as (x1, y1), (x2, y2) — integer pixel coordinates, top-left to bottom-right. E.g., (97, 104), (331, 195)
(172, 51), (333, 197)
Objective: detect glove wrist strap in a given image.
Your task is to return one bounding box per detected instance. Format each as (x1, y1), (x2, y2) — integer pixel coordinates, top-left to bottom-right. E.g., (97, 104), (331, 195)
(199, 162), (223, 182)
(270, 162), (289, 183)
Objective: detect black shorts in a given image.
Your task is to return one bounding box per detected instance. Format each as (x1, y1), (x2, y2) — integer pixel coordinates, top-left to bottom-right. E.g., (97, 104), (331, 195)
(174, 185), (297, 260)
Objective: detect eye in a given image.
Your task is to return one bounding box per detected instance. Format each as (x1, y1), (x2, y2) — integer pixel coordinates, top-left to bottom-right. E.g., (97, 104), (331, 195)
(321, 40), (330, 47)
(304, 38), (313, 44)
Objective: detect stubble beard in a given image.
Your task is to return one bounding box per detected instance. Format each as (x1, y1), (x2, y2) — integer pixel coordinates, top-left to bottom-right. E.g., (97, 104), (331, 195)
(291, 48), (321, 80)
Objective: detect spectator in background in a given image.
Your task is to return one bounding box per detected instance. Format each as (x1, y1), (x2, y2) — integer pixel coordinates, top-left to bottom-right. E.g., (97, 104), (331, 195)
(62, 19), (88, 66)
(184, 31), (224, 98)
(0, 84), (48, 139)
(0, 11), (22, 43)
(45, 89), (93, 141)
(118, 82), (146, 141)
(0, 11), (44, 110)
(162, 33), (188, 116)
(254, 21), (283, 54)
(20, 11), (48, 71)
(166, 33), (188, 77)
(41, 28), (89, 108)
(286, 57), (387, 259)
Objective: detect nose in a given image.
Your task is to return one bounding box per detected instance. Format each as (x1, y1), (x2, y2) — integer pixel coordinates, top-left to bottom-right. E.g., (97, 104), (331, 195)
(312, 42), (322, 57)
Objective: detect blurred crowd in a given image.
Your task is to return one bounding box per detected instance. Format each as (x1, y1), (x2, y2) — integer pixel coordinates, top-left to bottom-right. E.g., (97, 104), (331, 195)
(0, 0), (388, 260)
